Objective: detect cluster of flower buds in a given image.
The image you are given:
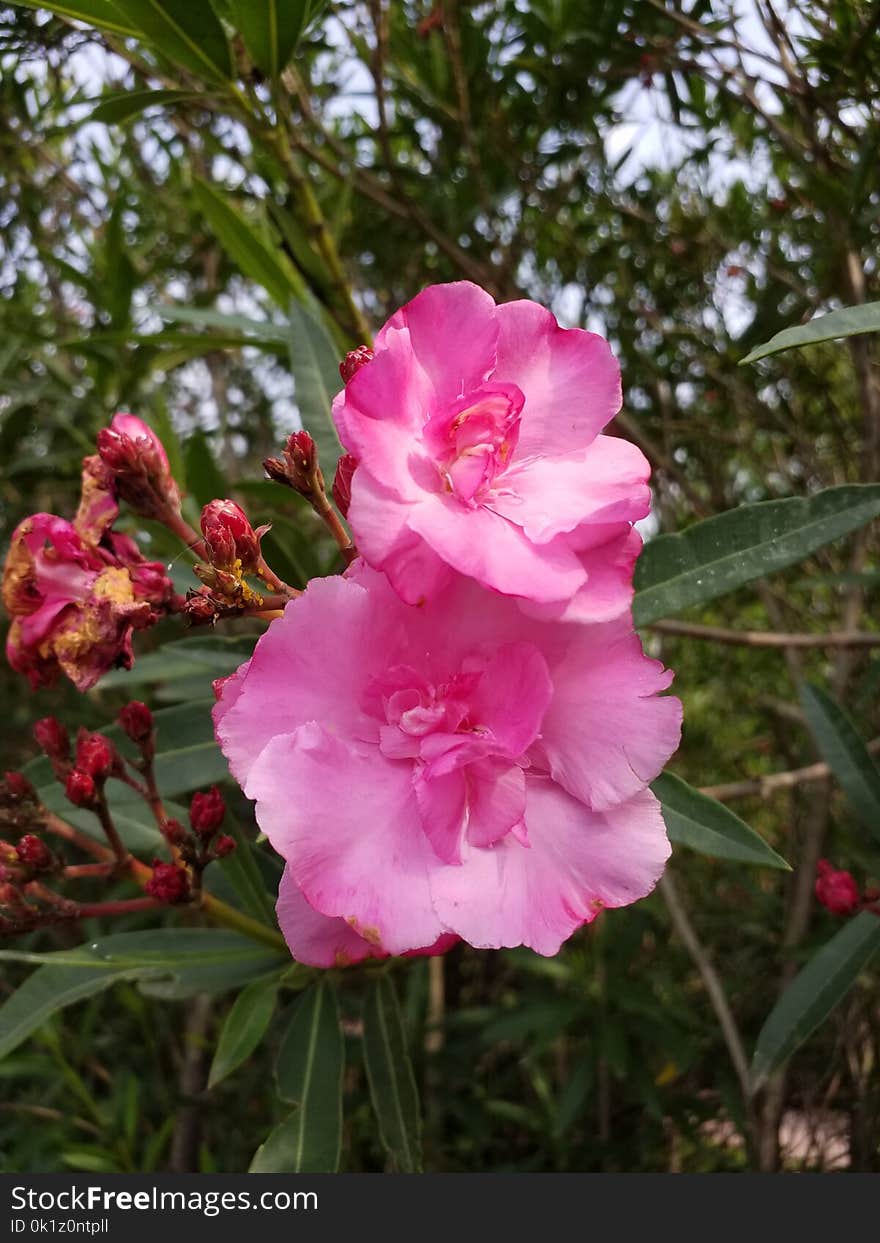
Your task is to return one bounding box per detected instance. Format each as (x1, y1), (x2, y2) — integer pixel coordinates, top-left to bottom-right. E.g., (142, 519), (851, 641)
(1, 773), (59, 933)
(147, 786), (235, 903)
(186, 500), (272, 624)
(96, 413), (181, 522)
(815, 859), (879, 918)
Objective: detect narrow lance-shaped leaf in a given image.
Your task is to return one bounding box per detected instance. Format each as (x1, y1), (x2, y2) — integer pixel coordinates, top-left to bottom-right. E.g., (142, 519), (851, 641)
(0, 931), (286, 1059)
(105, 0), (232, 83)
(653, 772), (790, 869)
(633, 484), (880, 626)
(9, 1), (139, 37)
(741, 302), (880, 364)
(88, 89), (200, 125)
(252, 979), (344, 1172)
(751, 912), (880, 1091)
(287, 298), (344, 471)
(362, 974), (423, 1173)
(193, 179), (307, 310)
(226, 0), (312, 79)
(208, 974), (280, 1088)
(799, 684), (880, 845)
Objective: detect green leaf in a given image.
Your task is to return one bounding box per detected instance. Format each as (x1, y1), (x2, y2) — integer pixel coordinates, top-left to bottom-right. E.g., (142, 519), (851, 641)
(154, 304), (287, 343)
(193, 179), (306, 309)
(633, 485), (880, 626)
(751, 912), (880, 1090)
(208, 974), (280, 1088)
(799, 685), (880, 844)
(741, 302), (880, 364)
(87, 89), (200, 125)
(106, 0), (232, 82)
(0, 931), (285, 1060)
(253, 980), (343, 1172)
(226, 0), (311, 78)
(653, 772), (790, 869)
(286, 298), (343, 470)
(9, 0), (140, 37)
(217, 817), (279, 927)
(362, 974), (423, 1173)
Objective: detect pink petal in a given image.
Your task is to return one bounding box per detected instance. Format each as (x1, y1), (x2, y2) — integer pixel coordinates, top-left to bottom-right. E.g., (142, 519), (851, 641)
(520, 526), (642, 624)
(407, 496), (587, 603)
(245, 723), (445, 956)
(212, 572), (399, 786)
(393, 281), (498, 404)
(347, 472), (452, 605)
(429, 781), (670, 955)
(467, 641), (553, 756)
(539, 619), (682, 811)
(276, 866), (383, 966)
(494, 301), (622, 456)
(466, 759), (526, 849)
(492, 435), (650, 544)
(416, 769), (467, 864)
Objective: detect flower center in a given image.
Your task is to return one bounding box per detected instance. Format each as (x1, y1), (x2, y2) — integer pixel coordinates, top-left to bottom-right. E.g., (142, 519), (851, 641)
(423, 383), (524, 505)
(368, 665), (486, 764)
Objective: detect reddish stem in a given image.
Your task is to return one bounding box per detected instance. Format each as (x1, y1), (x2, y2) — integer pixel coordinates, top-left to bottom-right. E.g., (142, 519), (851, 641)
(42, 812), (112, 861)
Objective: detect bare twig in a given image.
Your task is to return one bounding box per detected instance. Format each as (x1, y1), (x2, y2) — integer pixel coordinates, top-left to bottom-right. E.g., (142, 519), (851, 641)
(650, 621), (880, 648)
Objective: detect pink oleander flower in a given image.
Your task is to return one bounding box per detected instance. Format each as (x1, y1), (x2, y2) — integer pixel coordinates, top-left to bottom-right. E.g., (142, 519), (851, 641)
(332, 282), (650, 620)
(2, 512), (171, 691)
(214, 562), (681, 966)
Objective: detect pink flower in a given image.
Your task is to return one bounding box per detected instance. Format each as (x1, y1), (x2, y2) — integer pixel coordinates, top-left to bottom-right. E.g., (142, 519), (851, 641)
(332, 282), (650, 619)
(2, 512), (171, 691)
(214, 562), (681, 965)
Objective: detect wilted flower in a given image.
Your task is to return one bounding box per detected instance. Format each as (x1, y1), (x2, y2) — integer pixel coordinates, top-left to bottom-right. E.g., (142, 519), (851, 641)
(332, 281), (650, 620)
(214, 562), (681, 966)
(2, 513), (171, 692)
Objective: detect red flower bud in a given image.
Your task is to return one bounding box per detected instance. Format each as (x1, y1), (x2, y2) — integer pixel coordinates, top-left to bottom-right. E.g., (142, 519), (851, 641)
(34, 717), (70, 762)
(16, 834), (53, 872)
(339, 346), (374, 384)
(263, 431), (324, 499)
(189, 786), (225, 839)
(212, 834), (236, 858)
(286, 431), (316, 475)
(4, 771), (35, 802)
(65, 770), (97, 808)
(118, 701), (154, 745)
(145, 860), (190, 905)
(815, 859), (861, 916)
(161, 818), (187, 847)
(200, 499), (264, 574)
(75, 732), (115, 781)
(332, 453), (358, 518)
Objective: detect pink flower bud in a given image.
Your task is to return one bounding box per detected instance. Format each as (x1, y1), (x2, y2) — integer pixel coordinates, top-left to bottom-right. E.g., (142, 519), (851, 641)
(65, 770), (97, 808)
(75, 732), (115, 781)
(96, 413), (180, 520)
(189, 786), (225, 839)
(145, 860), (190, 904)
(332, 454), (358, 518)
(34, 717), (70, 762)
(815, 859), (861, 916)
(200, 500), (263, 574)
(213, 834), (236, 858)
(16, 834), (53, 872)
(339, 346), (374, 384)
(263, 432), (324, 499)
(118, 701), (154, 745)
(4, 772), (35, 802)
